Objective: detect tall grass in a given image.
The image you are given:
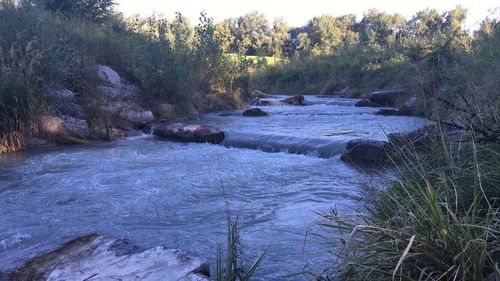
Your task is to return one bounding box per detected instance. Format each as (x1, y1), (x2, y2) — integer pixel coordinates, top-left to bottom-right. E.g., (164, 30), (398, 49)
(320, 133), (500, 280)
(215, 199), (266, 281)
(0, 25), (41, 152)
(0, 79), (38, 153)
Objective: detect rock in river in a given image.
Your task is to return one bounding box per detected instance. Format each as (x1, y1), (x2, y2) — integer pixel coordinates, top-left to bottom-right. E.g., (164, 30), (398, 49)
(354, 98), (382, 107)
(369, 89), (409, 107)
(282, 95), (305, 105)
(3, 234), (209, 281)
(154, 123), (225, 144)
(341, 139), (390, 167)
(242, 108), (268, 117)
(376, 109), (402, 116)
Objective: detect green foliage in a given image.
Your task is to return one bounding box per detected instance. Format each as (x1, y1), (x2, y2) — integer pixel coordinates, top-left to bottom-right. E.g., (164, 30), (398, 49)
(0, 4), (42, 152)
(0, 2), (253, 152)
(234, 11), (270, 55)
(320, 134), (500, 280)
(42, 0), (115, 24)
(0, 78), (38, 152)
(269, 18), (291, 58)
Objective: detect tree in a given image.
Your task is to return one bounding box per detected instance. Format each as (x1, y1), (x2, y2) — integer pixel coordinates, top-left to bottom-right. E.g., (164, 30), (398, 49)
(336, 14), (359, 47)
(195, 11), (223, 91)
(357, 9), (406, 49)
(408, 9), (443, 39)
(43, 0), (116, 24)
(308, 15), (339, 54)
(269, 17), (290, 57)
(214, 21), (234, 53)
(235, 11), (270, 55)
(306, 14), (359, 55)
(295, 32), (311, 54)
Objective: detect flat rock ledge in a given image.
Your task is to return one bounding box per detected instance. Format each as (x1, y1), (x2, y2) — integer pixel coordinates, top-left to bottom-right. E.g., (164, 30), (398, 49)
(3, 234), (209, 281)
(154, 123), (225, 144)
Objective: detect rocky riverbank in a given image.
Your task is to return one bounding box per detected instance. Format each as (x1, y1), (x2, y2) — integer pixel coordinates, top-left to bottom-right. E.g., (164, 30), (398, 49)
(26, 65), (239, 150)
(2, 234), (209, 281)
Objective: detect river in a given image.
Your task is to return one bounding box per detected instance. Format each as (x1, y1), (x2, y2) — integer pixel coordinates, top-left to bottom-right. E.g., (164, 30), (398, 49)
(0, 96), (428, 280)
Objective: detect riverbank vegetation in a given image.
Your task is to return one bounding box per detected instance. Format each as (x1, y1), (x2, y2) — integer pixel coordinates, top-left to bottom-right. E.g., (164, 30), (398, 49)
(321, 132), (499, 280)
(0, 0), (252, 152)
(1, 1), (499, 279)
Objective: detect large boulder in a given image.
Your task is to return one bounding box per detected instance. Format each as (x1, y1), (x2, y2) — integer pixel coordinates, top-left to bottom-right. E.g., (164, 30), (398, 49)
(282, 95), (305, 105)
(119, 106), (154, 125)
(341, 139), (390, 167)
(46, 89), (86, 119)
(3, 234), (209, 281)
(97, 65), (122, 87)
(53, 101), (86, 119)
(38, 116), (90, 143)
(355, 99), (382, 107)
(368, 89), (409, 107)
(97, 84), (139, 100)
(154, 123), (225, 144)
(242, 108), (268, 117)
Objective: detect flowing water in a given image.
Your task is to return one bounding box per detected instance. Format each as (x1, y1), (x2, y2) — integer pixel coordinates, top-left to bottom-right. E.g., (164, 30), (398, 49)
(0, 96), (428, 280)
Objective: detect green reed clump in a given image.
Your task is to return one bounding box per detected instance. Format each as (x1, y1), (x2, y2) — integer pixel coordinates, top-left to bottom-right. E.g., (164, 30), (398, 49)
(0, 78), (38, 153)
(321, 133), (500, 280)
(215, 201), (265, 281)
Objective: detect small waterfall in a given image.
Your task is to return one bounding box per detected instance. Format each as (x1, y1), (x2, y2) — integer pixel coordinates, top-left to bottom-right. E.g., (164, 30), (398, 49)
(222, 131), (348, 158)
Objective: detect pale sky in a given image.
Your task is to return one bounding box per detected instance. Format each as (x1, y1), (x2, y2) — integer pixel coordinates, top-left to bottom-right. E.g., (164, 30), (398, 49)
(116, 0), (499, 30)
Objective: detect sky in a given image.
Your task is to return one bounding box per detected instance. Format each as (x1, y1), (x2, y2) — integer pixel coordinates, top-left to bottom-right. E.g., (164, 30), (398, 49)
(115, 0), (499, 30)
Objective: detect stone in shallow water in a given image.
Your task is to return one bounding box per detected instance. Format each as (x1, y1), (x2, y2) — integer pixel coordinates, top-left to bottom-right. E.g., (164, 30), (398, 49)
(354, 98), (382, 107)
(3, 234), (209, 281)
(368, 89), (408, 107)
(242, 108), (268, 117)
(376, 109), (402, 116)
(341, 138), (390, 167)
(282, 95), (305, 105)
(154, 123), (225, 144)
